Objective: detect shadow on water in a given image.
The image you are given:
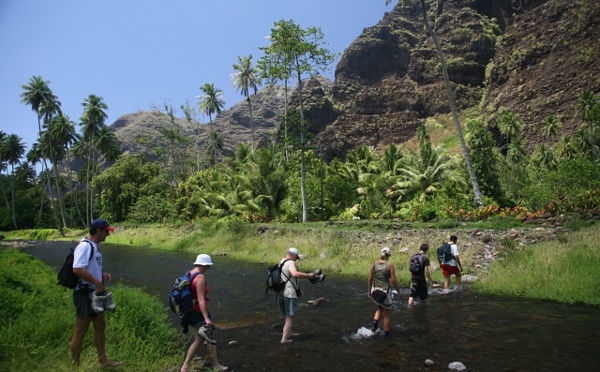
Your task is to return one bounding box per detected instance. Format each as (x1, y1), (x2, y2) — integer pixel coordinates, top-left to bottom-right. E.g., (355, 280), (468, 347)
(19, 241), (600, 371)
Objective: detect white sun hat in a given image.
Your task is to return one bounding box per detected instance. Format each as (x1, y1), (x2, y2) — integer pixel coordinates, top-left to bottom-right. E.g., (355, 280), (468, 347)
(287, 247), (300, 257)
(381, 247), (391, 257)
(193, 254), (213, 266)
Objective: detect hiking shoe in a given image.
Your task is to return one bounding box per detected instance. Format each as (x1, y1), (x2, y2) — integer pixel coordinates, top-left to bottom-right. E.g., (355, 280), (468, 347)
(90, 292), (105, 313)
(198, 324), (217, 344)
(103, 292), (116, 311)
(309, 269), (325, 284)
(212, 365), (228, 371)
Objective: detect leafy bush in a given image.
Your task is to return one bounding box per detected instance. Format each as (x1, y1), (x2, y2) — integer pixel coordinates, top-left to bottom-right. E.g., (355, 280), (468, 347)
(128, 195), (177, 223)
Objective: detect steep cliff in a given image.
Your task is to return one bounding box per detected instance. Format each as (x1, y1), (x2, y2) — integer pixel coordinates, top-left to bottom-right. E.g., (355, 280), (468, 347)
(107, 0), (599, 163)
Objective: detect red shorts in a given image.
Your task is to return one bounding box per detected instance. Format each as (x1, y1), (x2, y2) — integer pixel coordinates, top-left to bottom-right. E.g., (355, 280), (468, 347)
(441, 264), (460, 276)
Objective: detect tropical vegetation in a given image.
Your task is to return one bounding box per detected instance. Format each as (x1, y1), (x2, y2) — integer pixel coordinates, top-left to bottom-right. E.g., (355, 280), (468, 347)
(1, 16), (599, 231)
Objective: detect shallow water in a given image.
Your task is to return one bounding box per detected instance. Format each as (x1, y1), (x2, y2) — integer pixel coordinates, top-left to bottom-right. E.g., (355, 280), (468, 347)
(20, 241), (600, 371)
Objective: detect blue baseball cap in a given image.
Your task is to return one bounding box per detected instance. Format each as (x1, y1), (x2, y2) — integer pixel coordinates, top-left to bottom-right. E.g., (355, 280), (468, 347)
(91, 219), (115, 232)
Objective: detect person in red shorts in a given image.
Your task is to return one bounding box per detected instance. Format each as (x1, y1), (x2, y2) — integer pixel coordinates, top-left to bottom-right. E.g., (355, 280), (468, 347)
(439, 235), (463, 290)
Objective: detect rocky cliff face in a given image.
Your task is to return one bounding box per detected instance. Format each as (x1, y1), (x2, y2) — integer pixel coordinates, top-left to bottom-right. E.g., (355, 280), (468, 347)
(481, 0), (600, 150)
(107, 0), (599, 162)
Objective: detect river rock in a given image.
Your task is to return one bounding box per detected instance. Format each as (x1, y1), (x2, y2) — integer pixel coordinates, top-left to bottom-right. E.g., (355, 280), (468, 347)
(307, 297), (328, 305)
(228, 340), (239, 346)
(448, 361), (467, 371)
(481, 233), (493, 243)
(462, 275), (478, 283)
(425, 359), (434, 366)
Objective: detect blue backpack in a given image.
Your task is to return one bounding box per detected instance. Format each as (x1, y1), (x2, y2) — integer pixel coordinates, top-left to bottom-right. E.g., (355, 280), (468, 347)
(168, 271), (201, 315)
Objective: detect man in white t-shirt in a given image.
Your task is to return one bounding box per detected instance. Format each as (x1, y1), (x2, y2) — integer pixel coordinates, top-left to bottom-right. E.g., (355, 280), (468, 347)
(440, 235), (463, 290)
(70, 219), (121, 368)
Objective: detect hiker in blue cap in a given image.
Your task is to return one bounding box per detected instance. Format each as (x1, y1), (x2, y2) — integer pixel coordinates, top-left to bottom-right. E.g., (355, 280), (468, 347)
(70, 219), (121, 368)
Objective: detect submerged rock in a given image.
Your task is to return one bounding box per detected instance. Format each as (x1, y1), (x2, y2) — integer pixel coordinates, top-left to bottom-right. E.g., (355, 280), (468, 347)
(448, 361), (467, 371)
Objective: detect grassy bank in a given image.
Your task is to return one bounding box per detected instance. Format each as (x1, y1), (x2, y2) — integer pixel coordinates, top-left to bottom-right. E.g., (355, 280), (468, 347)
(0, 249), (184, 372)
(473, 223), (600, 305)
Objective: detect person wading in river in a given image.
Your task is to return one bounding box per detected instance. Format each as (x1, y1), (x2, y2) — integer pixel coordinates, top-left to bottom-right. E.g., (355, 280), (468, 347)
(440, 235), (463, 290)
(180, 254), (227, 372)
(368, 247), (401, 336)
(277, 247), (318, 344)
(408, 243), (433, 308)
(70, 218), (121, 368)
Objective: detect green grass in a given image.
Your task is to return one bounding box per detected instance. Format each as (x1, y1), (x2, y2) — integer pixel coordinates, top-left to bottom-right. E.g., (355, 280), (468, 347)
(473, 223), (600, 305)
(0, 249), (187, 371)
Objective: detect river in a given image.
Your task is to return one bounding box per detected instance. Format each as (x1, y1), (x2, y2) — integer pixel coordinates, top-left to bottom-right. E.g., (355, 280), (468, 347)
(19, 240), (600, 371)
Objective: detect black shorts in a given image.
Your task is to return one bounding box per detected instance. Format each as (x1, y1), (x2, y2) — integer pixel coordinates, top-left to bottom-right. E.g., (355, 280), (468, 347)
(73, 286), (99, 318)
(410, 279), (428, 301)
(186, 310), (212, 327)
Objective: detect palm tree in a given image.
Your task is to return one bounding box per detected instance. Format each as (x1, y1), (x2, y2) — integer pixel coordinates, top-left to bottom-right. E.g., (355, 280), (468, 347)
(531, 144), (557, 172)
(498, 109), (524, 151)
(576, 89), (599, 166)
(80, 94), (109, 225)
(388, 145), (459, 203)
(197, 83), (226, 168)
(1, 134), (25, 229)
(232, 55), (261, 154)
(381, 143), (404, 178)
(20, 76), (63, 227)
(240, 146), (288, 221)
(48, 114), (85, 227)
(386, 0), (483, 208)
(20, 76), (54, 141)
(542, 115), (561, 140)
(260, 19), (336, 222)
(0, 132), (11, 215)
(555, 135), (577, 160)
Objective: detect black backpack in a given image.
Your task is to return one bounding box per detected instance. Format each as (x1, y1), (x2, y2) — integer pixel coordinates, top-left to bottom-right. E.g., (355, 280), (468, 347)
(437, 243), (454, 263)
(409, 253), (424, 273)
(57, 239), (93, 289)
(265, 259), (291, 293)
(168, 271), (202, 315)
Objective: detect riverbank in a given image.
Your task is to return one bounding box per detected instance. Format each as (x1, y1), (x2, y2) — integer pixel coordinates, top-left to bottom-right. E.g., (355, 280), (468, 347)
(2, 218), (599, 305)
(0, 249), (184, 372)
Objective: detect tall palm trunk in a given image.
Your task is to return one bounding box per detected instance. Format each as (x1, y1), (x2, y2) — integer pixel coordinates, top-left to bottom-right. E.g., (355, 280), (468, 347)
(9, 164), (17, 229)
(66, 149), (86, 228)
(418, 0), (483, 208)
(284, 79), (290, 162)
(295, 66), (308, 222)
(248, 97), (255, 155)
(49, 152), (68, 228)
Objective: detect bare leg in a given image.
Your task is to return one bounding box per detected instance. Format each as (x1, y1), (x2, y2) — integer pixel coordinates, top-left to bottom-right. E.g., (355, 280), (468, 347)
(455, 273), (462, 288)
(281, 316), (294, 343)
(206, 343), (224, 368)
(181, 335), (204, 371)
(382, 308), (391, 333)
(92, 314), (121, 368)
(443, 274), (450, 289)
(408, 296), (414, 307)
(71, 317), (92, 366)
(373, 307), (382, 322)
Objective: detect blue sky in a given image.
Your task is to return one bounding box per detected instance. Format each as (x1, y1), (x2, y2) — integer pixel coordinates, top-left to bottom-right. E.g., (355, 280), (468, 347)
(0, 0), (389, 158)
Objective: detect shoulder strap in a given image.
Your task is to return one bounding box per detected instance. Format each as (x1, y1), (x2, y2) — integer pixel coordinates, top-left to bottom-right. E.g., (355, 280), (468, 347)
(82, 238), (94, 260)
(279, 259), (297, 290)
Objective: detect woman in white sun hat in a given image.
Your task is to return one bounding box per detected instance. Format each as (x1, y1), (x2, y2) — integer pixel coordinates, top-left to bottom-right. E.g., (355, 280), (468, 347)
(180, 254), (227, 372)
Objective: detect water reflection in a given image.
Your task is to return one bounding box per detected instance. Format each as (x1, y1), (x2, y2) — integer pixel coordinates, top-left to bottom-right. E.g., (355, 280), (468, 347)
(18, 241), (600, 371)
